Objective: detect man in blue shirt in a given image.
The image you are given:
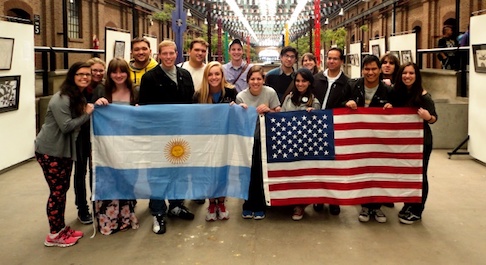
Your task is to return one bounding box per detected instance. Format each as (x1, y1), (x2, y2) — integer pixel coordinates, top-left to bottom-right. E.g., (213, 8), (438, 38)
(222, 39), (253, 93)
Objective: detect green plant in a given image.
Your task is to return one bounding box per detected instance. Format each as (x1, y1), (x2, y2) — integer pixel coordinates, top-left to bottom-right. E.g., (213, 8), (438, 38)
(360, 25), (369, 32)
(152, 3), (175, 23)
(321, 27), (347, 50)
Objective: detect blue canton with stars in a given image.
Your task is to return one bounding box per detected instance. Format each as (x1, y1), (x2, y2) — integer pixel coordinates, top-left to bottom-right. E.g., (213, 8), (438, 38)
(265, 110), (336, 163)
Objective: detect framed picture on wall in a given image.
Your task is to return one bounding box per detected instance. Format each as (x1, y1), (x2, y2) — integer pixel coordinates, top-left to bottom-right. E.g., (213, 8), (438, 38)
(0, 37), (15, 70)
(472, 44), (486, 73)
(354, 54), (360, 66)
(0, 75), (21, 113)
(114, 40), (125, 59)
(372, 45), (381, 58)
(389, 50), (400, 61)
(401, 50), (413, 64)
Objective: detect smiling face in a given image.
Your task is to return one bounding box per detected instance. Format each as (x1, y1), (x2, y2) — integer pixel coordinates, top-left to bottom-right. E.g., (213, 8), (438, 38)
(74, 67), (92, 90)
(302, 56), (316, 71)
(294, 73), (310, 94)
(401, 65), (416, 88)
(248, 71), (264, 96)
(90, 63), (105, 83)
(131, 41), (151, 64)
(207, 65), (223, 90)
(189, 43), (207, 65)
(326, 50), (343, 72)
(229, 43), (243, 62)
(158, 45), (177, 69)
(281, 51), (297, 69)
(362, 61), (381, 87)
(110, 67), (128, 86)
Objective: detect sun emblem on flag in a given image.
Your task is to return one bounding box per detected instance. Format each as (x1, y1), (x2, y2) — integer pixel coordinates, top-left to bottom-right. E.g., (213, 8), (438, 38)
(164, 138), (190, 164)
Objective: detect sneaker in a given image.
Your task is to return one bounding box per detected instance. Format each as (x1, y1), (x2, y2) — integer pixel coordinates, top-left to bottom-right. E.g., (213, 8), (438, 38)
(253, 211), (265, 220)
(313, 204), (324, 212)
(242, 210), (253, 219)
(64, 226), (83, 238)
(152, 214), (166, 234)
(217, 203), (229, 220)
(329, 204), (341, 215)
(399, 211), (421, 225)
(206, 203), (217, 221)
(193, 199), (206, 205)
(168, 205), (195, 220)
(292, 206), (304, 221)
(77, 211), (93, 225)
(383, 203), (395, 208)
(398, 205), (412, 219)
(44, 230), (79, 247)
(373, 208), (387, 223)
(358, 207), (370, 222)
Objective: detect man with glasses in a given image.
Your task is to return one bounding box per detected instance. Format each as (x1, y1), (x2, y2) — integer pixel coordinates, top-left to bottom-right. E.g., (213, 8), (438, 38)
(139, 40), (196, 235)
(129, 37), (158, 90)
(265, 46), (297, 102)
(178, 38), (208, 91)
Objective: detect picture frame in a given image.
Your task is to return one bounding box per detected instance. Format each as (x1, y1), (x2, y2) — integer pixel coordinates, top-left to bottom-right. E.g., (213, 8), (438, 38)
(354, 54), (360, 66)
(389, 50), (400, 61)
(0, 75), (21, 113)
(472, 44), (486, 73)
(372, 45), (381, 58)
(114, 40), (125, 59)
(401, 50), (413, 64)
(0, 37), (15, 70)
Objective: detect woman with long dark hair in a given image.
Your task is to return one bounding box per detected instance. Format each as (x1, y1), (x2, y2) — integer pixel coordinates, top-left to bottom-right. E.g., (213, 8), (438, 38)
(392, 62), (437, 224)
(93, 57), (139, 235)
(35, 62), (94, 247)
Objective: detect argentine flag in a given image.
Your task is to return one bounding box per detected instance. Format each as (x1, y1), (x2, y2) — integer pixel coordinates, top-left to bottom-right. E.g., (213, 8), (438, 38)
(91, 104), (257, 201)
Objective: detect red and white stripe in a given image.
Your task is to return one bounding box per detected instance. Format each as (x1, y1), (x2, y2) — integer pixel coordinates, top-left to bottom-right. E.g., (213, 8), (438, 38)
(261, 108), (424, 206)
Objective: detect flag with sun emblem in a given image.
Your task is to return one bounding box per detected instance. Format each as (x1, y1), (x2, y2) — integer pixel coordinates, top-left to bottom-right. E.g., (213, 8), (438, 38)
(91, 104), (257, 200)
(261, 108), (424, 206)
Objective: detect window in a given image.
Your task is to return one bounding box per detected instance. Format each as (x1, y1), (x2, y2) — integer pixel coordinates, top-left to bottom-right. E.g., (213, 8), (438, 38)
(67, 0), (80, 39)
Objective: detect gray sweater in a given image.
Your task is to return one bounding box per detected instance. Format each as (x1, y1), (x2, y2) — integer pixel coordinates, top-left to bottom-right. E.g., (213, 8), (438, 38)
(35, 92), (90, 160)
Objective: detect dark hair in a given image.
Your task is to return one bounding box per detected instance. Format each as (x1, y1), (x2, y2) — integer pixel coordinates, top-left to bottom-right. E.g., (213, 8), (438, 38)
(380, 53), (400, 84)
(246, 65), (264, 82)
(189, 38), (209, 50)
(60, 62), (91, 117)
(291, 68), (315, 107)
(280, 46), (298, 58)
(362, 55), (381, 69)
(131, 37), (150, 50)
(394, 62), (424, 107)
(328, 48), (345, 61)
(301, 53), (319, 74)
(104, 58), (136, 105)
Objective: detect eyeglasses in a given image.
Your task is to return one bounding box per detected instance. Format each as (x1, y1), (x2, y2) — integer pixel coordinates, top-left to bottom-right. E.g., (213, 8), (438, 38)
(91, 69), (105, 73)
(283, 54), (296, 59)
(75, 73), (92, 77)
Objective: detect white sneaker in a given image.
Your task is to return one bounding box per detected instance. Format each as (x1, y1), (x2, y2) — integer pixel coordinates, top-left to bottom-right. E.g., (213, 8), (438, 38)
(374, 208), (387, 223)
(358, 207), (370, 222)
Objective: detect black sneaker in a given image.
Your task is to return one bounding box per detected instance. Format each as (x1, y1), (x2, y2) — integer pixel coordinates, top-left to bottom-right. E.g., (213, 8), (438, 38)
(399, 211), (421, 225)
(168, 205), (195, 220)
(77, 211), (93, 225)
(152, 214), (166, 234)
(329, 204), (341, 215)
(383, 203), (395, 208)
(398, 205), (412, 219)
(313, 204), (324, 212)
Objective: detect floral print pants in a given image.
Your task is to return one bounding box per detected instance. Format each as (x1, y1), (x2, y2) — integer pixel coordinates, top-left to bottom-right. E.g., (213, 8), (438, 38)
(35, 152), (73, 234)
(96, 200), (139, 235)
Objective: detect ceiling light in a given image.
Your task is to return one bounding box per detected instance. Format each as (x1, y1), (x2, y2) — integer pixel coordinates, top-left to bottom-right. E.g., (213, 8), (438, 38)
(339, 8), (344, 16)
(325, 18), (329, 25)
(187, 9), (192, 17)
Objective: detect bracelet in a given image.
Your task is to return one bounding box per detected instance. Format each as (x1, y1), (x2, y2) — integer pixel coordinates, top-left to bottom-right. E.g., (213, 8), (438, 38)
(427, 116), (434, 122)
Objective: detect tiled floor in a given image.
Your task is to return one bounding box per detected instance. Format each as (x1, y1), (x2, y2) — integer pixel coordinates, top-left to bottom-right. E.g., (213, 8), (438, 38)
(1, 150), (485, 265)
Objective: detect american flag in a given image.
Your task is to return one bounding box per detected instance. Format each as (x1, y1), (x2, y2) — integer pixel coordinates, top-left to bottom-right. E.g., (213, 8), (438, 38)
(260, 108), (424, 206)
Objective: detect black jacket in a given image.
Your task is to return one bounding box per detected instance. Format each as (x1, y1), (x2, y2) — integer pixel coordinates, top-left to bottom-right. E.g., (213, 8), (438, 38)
(312, 71), (349, 109)
(345, 78), (392, 107)
(138, 66), (195, 105)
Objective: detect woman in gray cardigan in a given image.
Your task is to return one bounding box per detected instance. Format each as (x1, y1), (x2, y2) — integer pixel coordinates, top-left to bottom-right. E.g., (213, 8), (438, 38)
(35, 62), (94, 247)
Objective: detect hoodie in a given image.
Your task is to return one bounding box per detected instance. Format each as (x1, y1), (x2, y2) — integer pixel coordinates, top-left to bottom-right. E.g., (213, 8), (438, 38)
(129, 57), (158, 87)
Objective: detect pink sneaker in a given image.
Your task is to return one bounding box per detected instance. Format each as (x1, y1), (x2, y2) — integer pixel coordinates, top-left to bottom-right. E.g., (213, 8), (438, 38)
(217, 203), (229, 220)
(65, 226), (83, 238)
(44, 230), (79, 247)
(206, 203), (217, 221)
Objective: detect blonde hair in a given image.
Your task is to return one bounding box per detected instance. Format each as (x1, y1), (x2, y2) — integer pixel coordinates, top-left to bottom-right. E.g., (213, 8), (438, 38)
(86, 57), (106, 67)
(158, 40), (177, 53)
(197, 61), (234, 103)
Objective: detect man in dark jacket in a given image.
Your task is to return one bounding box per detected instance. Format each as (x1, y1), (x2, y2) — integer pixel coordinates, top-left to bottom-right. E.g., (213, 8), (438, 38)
(311, 48), (349, 215)
(344, 55), (393, 224)
(139, 40), (195, 235)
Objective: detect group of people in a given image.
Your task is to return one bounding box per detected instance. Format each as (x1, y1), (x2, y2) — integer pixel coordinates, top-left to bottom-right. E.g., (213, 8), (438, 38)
(35, 36), (437, 247)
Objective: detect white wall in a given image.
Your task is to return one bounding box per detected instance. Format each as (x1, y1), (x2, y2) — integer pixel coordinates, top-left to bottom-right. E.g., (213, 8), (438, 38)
(349, 42), (362, 78)
(143, 35), (158, 59)
(0, 21), (35, 170)
(104, 28), (132, 64)
(369, 38), (386, 58)
(389, 34), (417, 64)
(468, 14), (486, 163)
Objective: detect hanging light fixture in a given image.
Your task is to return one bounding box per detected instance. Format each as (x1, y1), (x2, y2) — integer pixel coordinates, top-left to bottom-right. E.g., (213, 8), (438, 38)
(339, 8), (344, 16)
(187, 9), (192, 17)
(325, 18), (329, 25)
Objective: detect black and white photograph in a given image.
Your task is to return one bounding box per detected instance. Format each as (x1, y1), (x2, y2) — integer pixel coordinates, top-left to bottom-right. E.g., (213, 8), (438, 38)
(114, 40), (125, 59)
(0, 37), (14, 70)
(372, 44), (381, 58)
(389, 50), (400, 60)
(401, 50), (413, 64)
(0, 75), (20, 113)
(472, 44), (486, 73)
(354, 54), (360, 66)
